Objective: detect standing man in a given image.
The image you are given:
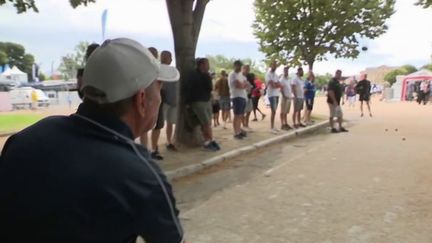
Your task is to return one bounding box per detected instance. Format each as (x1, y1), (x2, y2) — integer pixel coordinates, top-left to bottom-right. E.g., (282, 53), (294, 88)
(214, 70), (231, 129)
(150, 51), (180, 160)
(242, 64), (255, 131)
(356, 73), (372, 117)
(265, 61), (281, 134)
(303, 71), (316, 125)
(184, 58), (221, 151)
(140, 47), (159, 149)
(279, 66), (293, 130)
(328, 69), (349, 133)
(0, 38), (184, 243)
(228, 60), (248, 139)
(291, 67), (305, 128)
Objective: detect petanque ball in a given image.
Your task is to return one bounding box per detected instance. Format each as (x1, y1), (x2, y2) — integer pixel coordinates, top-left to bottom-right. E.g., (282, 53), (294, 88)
(362, 46), (368, 51)
(402, 137), (406, 141)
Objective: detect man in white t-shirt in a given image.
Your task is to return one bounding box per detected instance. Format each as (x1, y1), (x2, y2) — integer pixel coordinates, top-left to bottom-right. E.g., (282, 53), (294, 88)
(279, 66), (293, 130)
(291, 67), (305, 128)
(265, 61), (281, 134)
(228, 60), (248, 139)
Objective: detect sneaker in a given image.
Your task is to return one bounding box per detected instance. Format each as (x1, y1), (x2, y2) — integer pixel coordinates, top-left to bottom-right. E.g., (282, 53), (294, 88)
(339, 127), (349, 132)
(240, 130), (247, 137)
(151, 151), (164, 160)
(166, 143), (178, 152)
(331, 128), (339, 133)
(261, 114), (266, 120)
(252, 118), (258, 122)
(281, 125), (289, 131)
(234, 134), (244, 140)
(299, 123), (307, 128)
(210, 141), (221, 150)
(271, 128), (279, 134)
(203, 142), (219, 151)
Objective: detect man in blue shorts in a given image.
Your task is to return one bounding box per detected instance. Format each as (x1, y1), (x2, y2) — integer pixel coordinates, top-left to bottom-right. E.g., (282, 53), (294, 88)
(265, 61), (281, 134)
(228, 60), (248, 139)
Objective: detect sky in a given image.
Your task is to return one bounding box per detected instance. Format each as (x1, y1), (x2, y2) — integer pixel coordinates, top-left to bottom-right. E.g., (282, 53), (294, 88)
(0, 0), (431, 76)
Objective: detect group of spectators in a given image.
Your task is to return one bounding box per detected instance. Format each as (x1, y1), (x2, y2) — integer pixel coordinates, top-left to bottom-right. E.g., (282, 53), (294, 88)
(206, 61), (318, 138)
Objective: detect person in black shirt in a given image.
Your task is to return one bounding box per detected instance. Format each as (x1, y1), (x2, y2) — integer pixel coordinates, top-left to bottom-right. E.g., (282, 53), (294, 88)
(184, 58), (221, 151)
(327, 69), (348, 133)
(0, 38), (184, 243)
(356, 73), (372, 117)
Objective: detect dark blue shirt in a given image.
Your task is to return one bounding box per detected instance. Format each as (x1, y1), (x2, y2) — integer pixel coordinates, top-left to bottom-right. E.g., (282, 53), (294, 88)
(304, 80), (316, 99)
(0, 102), (183, 243)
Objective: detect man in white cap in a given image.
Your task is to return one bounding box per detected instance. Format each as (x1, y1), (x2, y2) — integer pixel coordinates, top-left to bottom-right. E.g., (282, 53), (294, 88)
(0, 38), (185, 243)
(150, 50), (180, 160)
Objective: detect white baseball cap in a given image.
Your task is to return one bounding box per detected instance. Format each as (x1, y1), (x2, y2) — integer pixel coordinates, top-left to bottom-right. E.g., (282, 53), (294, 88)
(82, 38), (179, 103)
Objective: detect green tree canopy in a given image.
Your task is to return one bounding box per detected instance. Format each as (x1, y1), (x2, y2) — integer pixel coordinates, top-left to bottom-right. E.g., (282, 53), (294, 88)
(421, 63), (432, 71)
(0, 42), (35, 80)
(315, 73), (332, 89)
(58, 41), (89, 80)
(415, 0), (432, 8)
(0, 0), (95, 13)
(384, 65), (418, 85)
(253, 0), (395, 71)
(206, 55), (265, 79)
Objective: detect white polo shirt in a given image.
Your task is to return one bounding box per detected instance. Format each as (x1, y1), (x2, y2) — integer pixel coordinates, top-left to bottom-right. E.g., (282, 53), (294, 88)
(265, 70), (280, 97)
(228, 71), (247, 99)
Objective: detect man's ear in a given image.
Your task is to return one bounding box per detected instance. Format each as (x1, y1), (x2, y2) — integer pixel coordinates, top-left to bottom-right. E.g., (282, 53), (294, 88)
(134, 89), (146, 117)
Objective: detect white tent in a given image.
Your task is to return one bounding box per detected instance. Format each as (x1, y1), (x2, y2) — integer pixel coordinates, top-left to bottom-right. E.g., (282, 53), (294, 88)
(0, 66), (28, 83)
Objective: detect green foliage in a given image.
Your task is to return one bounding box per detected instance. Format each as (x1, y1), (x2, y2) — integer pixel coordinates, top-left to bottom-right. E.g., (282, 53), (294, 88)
(58, 41), (89, 80)
(399, 64), (417, 74)
(0, 0), (95, 13)
(38, 72), (47, 81)
(0, 42), (35, 80)
(206, 55), (265, 79)
(315, 73), (332, 89)
(253, 0), (395, 70)
(415, 0), (432, 8)
(384, 65), (418, 85)
(0, 50), (8, 64)
(421, 63), (432, 71)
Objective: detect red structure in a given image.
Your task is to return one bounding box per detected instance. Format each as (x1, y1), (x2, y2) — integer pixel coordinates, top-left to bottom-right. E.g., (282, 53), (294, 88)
(401, 70), (432, 101)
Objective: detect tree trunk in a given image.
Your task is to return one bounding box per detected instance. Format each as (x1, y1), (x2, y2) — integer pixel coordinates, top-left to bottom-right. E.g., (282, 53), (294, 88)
(165, 0), (209, 146)
(307, 61), (314, 72)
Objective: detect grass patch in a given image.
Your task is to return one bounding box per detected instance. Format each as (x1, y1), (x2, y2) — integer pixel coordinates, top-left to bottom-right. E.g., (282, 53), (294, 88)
(0, 114), (43, 133)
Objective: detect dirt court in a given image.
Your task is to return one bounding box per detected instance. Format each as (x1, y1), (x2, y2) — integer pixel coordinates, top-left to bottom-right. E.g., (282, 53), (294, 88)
(179, 97), (432, 242)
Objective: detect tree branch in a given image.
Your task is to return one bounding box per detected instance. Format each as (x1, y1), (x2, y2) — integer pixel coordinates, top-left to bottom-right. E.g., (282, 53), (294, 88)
(192, 0), (209, 48)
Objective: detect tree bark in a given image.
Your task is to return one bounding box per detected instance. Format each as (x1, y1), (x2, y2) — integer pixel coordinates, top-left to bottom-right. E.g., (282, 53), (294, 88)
(165, 0), (209, 146)
(307, 61), (314, 72)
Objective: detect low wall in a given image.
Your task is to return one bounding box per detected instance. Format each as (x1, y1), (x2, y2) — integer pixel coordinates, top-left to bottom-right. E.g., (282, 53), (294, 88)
(0, 92), (12, 112)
